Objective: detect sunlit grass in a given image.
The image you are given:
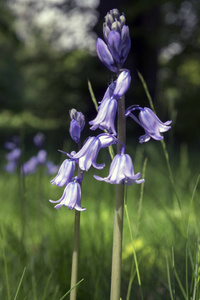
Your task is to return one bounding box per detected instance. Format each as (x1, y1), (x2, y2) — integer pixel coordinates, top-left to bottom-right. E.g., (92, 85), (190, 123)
(0, 143), (199, 299)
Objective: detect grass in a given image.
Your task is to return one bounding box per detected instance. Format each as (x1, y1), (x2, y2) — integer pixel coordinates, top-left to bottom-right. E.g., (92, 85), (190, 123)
(0, 142), (200, 299)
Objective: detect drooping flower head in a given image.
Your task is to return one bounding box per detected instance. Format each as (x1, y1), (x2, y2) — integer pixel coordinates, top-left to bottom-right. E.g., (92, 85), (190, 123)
(67, 133), (117, 171)
(69, 109), (85, 143)
(126, 106), (172, 143)
(49, 176), (86, 211)
(89, 70), (131, 135)
(94, 147), (144, 185)
(96, 8), (131, 71)
(51, 155), (76, 187)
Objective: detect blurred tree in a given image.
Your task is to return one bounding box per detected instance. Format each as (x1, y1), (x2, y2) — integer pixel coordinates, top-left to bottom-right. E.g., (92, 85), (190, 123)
(0, 0), (24, 111)
(0, 0), (200, 146)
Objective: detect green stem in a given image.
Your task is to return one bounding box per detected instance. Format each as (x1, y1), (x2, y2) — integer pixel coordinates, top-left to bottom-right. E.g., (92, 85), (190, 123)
(70, 143), (82, 300)
(70, 210), (81, 300)
(110, 95), (126, 300)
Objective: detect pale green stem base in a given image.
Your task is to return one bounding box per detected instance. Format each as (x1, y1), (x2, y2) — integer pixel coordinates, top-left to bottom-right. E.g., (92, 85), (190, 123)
(110, 95), (126, 300)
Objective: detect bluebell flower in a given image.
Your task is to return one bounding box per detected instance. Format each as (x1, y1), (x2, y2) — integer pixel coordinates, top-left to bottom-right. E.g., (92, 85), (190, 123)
(113, 70), (131, 99)
(33, 132), (45, 148)
(51, 158), (75, 187)
(126, 106), (172, 143)
(89, 70), (131, 134)
(89, 97), (117, 135)
(68, 133), (117, 171)
(94, 150), (144, 185)
(69, 109), (85, 143)
(49, 177), (86, 211)
(99, 81), (116, 105)
(96, 38), (118, 72)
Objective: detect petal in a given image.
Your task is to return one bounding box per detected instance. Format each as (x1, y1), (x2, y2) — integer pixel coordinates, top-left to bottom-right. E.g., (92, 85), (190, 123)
(96, 38), (118, 72)
(98, 133), (117, 148)
(51, 159), (75, 187)
(107, 31), (121, 63)
(72, 137), (95, 159)
(113, 70), (131, 99)
(120, 26), (131, 64)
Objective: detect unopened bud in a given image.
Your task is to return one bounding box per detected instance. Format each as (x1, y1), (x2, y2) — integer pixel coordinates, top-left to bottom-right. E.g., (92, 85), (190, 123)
(111, 21), (121, 32)
(110, 9), (120, 20)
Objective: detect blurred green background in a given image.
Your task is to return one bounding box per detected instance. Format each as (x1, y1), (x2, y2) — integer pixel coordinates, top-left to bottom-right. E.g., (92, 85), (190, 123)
(1, 0), (200, 148)
(0, 0), (200, 299)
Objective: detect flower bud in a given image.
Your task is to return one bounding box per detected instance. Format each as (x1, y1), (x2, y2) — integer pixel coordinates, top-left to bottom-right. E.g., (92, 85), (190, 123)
(69, 109), (85, 143)
(113, 70), (131, 99)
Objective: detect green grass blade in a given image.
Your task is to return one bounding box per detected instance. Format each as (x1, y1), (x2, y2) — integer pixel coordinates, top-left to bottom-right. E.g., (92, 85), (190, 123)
(88, 79), (98, 111)
(59, 278), (84, 300)
(186, 244), (189, 300)
(192, 239), (199, 300)
(166, 255), (174, 300)
(174, 268), (187, 300)
(0, 226), (11, 300)
(13, 267), (26, 300)
(124, 204), (142, 288)
(42, 271), (53, 300)
(136, 157), (148, 238)
(186, 174), (200, 237)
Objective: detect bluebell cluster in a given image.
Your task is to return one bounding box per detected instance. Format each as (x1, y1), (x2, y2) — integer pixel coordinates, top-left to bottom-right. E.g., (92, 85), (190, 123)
(50, 9), (171, 212)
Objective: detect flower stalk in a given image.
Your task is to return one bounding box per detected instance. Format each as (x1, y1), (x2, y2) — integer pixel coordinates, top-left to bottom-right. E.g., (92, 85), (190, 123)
(70, 142), (83, 300)
(110, 95), (126, 300)
(70, 209), (81, 300)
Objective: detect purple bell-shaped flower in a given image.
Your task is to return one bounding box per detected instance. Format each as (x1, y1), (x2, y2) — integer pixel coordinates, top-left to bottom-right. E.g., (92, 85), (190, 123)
(94, 148), (144, 185)
(126, 106), (172, 143)
(49, 177), (86, 211)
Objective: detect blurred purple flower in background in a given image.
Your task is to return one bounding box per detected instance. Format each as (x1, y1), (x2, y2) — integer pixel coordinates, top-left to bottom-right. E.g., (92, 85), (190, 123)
(46, 161), (58, 175)
(3, 136), (21, 173)
(33, 132), (45, 148)
(37, 149), (47, 164)
(22, 156), (38, 175)
(4, 135), (20, 150)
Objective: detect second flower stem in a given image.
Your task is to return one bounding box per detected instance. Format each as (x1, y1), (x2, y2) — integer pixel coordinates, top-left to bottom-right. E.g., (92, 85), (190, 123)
(70, 210), (80, 300)
(110, 95), (126, 300)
